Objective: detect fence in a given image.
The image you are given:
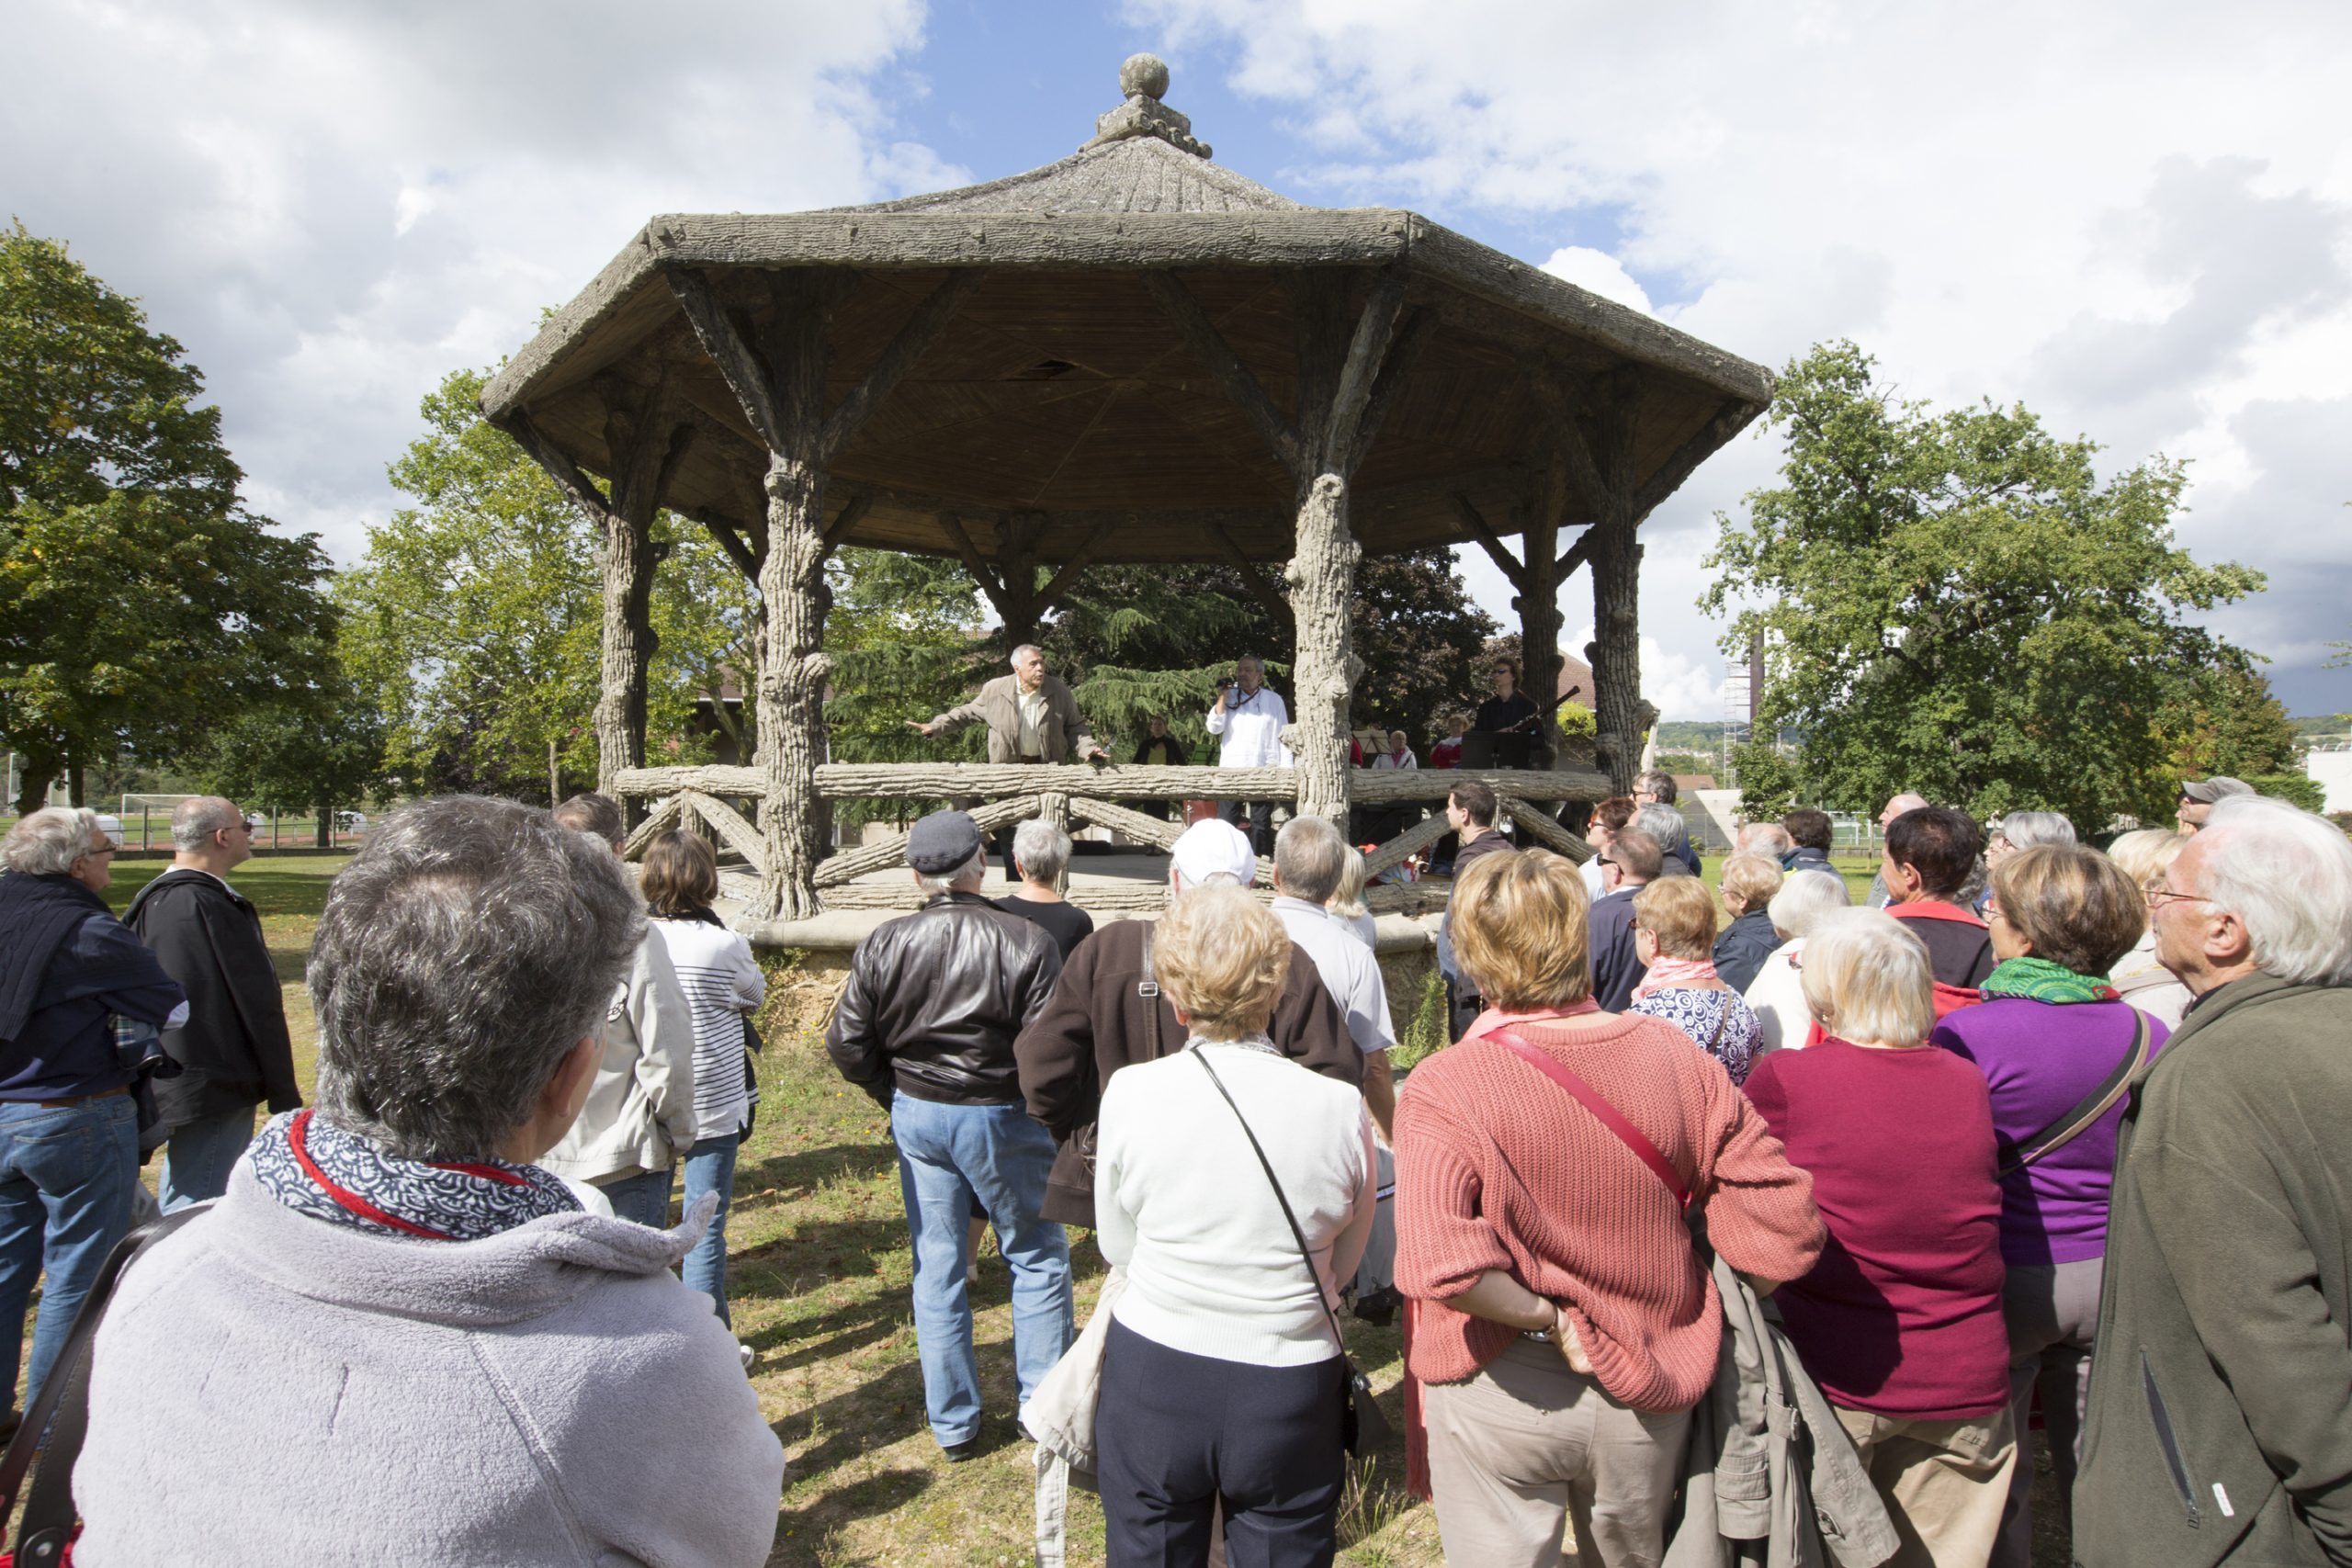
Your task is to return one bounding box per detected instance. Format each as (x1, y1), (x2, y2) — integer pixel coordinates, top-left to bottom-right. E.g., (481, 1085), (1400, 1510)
(609, 761), (1610, 917)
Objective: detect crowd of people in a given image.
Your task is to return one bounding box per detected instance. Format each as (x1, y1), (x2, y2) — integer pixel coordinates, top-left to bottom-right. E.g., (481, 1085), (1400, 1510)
(0, 753), (2346, 1568)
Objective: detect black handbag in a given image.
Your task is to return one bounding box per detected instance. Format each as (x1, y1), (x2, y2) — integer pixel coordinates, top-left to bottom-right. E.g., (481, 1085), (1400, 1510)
(1190, 1050), (1393, 1459)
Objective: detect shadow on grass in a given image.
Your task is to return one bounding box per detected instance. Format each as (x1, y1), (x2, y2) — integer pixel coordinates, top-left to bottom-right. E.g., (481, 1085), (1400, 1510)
(770, 1464), (934, 1567)
(734, 1142), (897, 1210)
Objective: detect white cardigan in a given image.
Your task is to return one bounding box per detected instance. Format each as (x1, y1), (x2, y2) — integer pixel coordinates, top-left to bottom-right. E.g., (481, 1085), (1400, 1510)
(1095, 1041), (1374, 1367)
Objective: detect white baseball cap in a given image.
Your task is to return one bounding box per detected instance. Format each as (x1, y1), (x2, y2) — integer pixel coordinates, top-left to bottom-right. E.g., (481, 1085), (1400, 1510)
(1170, 818), (1257, 888)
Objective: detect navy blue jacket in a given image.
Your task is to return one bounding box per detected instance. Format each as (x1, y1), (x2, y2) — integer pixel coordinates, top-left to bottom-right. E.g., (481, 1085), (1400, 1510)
(1589, 888), (1644, 1013)
(1780, 845), (1834, 876)
(1713, 908), (1783, 995)
(0, 874), (185, 1100)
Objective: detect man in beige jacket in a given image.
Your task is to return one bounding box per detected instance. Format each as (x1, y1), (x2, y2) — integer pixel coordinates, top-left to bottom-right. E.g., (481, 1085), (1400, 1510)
(911, 644), (1106, 873)
(539, 794), (695, 1227)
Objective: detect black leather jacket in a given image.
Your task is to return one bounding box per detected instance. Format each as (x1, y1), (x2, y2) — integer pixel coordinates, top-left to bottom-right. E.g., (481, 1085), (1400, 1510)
(826, 892), (1062, 1108)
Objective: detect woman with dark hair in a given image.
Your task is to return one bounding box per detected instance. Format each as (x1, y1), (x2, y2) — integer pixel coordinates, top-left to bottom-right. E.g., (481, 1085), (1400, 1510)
(640, 830), (766, 1336)
(1933, 845), (2167, 1568)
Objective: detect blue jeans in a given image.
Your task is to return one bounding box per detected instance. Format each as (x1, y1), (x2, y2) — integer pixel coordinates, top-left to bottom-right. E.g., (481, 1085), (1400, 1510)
(890, 1092), (1072, 1448)
(682, 1133), (741, 1325)
(0, 1094), (139, 1410)
(159, 1103), (257, 1213)
(598, 1166), (673, 1229)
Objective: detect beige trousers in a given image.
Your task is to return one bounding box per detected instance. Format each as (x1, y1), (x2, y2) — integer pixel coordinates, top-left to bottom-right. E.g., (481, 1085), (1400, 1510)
(1422, 1338), (1690, 1568)
(1834, 1404), (2018, 1568)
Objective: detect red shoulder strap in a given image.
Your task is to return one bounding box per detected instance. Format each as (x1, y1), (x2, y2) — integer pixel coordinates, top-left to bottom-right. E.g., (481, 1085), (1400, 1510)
(1890, 899), (1985, 928)
(1484, 1029), (1689, 1207)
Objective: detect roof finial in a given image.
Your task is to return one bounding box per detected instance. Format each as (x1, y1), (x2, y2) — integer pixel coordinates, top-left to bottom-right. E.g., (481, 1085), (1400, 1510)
(1083, 52), (1212, 159)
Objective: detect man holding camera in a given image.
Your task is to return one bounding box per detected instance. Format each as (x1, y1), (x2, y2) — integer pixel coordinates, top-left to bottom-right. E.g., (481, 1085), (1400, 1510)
(1205, 655), (1290, 855)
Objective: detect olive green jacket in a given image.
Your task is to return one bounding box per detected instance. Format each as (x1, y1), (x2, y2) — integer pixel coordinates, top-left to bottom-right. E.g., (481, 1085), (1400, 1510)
(2075, 972), (2352, 1567)
(929, 674), (1098, 764)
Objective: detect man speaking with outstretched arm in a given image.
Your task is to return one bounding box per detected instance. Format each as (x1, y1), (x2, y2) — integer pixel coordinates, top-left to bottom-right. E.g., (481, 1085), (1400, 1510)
(910, 643), (1107, 874)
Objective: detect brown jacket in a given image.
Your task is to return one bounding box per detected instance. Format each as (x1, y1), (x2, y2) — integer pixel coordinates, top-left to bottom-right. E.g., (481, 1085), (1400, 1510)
(1014, 917), (1365, 1224)
(929, 673), (1099, 763)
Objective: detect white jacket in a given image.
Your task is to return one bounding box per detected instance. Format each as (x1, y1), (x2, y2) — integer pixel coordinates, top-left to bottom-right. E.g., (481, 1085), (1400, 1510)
(537, 934), (696, 1185)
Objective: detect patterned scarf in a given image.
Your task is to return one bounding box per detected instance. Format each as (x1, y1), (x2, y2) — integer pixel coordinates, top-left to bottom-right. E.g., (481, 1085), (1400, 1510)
(1980, 956), (2120, 1005)
(1633, 955), (1720, 1001)
(248, 1110), (581, 1241)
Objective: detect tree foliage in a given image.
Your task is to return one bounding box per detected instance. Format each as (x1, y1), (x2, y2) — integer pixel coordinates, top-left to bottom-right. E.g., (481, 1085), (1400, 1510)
(0, 224), (334, 812)
(336, 367), (753, 803)
(1702, 342), (2266, 830)
(196, 662), (386, 846)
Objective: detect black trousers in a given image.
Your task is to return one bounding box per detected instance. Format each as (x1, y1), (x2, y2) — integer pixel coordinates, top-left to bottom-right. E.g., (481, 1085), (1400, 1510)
(1099, 1318), (1345, 1568)
(1218, 798), (1274, 856)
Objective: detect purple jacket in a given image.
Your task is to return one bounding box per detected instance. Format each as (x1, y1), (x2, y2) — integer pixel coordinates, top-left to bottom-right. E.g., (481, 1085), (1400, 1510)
(1932, 997), (2168, 1264)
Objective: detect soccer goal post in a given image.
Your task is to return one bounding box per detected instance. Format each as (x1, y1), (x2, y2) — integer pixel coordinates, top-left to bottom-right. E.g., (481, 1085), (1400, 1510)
(119, 794), (200, 852)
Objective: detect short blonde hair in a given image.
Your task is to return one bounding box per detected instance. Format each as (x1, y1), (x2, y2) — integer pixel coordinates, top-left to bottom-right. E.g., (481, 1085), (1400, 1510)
(1452, 850), (1590, 1011)
(1991, 845), (2144, 975)
(1799, 909), (1934, 1047)
(1718, 852), (1784, 917)
(1153, 886), (1291, 1040)
(2105, 828), (2188, 890)
(1633, 875), (1719, 960)
(1327, 846), (1370, 920)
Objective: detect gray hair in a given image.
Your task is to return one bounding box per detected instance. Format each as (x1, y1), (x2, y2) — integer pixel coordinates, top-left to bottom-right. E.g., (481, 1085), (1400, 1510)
(171, 795), (243, 852)
(1769, 867), (1851, 940)
(1635, 769), (1679, 804)
(1740, 822), (1794, 857)
(1009, 644), (1043, 669)
(310, 795), (644, 1160)
(2194, 797), (2352, 986)
(917, 846), (989, 897)
(3, 807), (102, 876)
(1634, 804), (1690, 868)
(1273, 814), (1350, 903)
(1012, 818), (1071, 884)
(1996, 810), (2076, 852)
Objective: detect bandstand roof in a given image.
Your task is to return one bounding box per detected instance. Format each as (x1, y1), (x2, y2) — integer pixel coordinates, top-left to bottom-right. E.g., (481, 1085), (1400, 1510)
(480, 59), (1771, 567)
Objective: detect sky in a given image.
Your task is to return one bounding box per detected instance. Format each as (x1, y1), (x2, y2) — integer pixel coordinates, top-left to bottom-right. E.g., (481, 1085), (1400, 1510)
(9, 0), (2350, 721)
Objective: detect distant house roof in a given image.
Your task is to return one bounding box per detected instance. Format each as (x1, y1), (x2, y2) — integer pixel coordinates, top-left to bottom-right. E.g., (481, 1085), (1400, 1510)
(1673, 773), (1718, 793)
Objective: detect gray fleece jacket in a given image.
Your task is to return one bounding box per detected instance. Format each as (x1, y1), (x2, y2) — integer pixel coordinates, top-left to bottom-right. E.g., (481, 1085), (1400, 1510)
(74, 1167), (785, 1566)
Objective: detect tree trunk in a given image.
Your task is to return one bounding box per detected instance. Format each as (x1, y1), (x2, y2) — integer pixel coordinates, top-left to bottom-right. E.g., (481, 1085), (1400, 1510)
(1286, 472), (1360, 828)
(65, 756), (85, 808)
(761, 451), (831, 921)
(594, 504), (658, 797)
(12, 743), (58, 818)
(1520, 457), (1567, 769)
(1588, 375), (1648, 795)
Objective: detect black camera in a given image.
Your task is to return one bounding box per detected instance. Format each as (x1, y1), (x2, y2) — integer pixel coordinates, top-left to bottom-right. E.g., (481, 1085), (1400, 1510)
(1214, 677), (1234, 691)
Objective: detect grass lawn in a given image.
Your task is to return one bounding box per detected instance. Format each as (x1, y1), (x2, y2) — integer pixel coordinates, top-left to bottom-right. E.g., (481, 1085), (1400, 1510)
(76, 853), (1444, 1566)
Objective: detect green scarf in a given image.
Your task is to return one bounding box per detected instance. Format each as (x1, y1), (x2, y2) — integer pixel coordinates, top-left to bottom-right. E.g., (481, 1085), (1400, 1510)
(1981, 956), (2120, 1004)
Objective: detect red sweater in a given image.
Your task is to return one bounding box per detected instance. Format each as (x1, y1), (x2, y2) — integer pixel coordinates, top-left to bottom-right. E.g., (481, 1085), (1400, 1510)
(1394, 1013), (1824, 1412)
(1742, 1040), (2009, 1418)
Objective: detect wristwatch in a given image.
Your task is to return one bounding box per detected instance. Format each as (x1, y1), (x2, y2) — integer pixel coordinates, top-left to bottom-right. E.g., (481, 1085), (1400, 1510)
(1519, 1326), (1553, 1342)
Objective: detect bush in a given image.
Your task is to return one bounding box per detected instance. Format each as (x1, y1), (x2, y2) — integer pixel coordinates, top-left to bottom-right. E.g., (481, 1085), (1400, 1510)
(2248, 773), (2326, 814)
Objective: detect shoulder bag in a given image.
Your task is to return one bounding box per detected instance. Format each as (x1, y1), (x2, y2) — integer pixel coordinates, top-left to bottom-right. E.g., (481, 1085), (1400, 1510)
(0, 1204), (208, 1567)
(1191, 1049), (1392, 1458)
(1996, 1007), (2154, 1179)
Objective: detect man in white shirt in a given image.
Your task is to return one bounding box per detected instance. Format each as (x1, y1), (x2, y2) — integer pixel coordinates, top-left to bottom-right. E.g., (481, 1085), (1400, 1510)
(1205, 655), (1290, 854)
(1268, 813), (1400, 1324)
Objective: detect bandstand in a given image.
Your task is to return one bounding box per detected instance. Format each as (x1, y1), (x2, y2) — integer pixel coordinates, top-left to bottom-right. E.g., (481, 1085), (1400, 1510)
(479, 56), (1771, 940)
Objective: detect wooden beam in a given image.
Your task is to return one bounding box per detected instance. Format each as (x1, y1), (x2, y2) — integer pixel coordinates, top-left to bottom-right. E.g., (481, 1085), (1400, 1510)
(1209, 523), (1293, 626)
(1631, 397), (1764, 522)
(504, 413), (614, 519)
(1451, 491), (1528, 593)
(1142, 270), (1302, 474)
(663, 268), (786, 452)
(819, 269), (984, 463)
(618, 793), (688, 860)
(935, 511), (1010, 615)
(1341, 305), (1433, 476)
(820, 491), (872, 553)
(1555, 526), (1596, 581)
(1320, 263), (1411, 468)
(678, 790), (766, 869)
(694, 512), (760, 581)
(1363, 810), (1453, 877)
(1035, 520), (1117, 614)
(1503, 796), (1592, 861)
(813, 793), (1046, 887)
(815, 761), (1297, 802)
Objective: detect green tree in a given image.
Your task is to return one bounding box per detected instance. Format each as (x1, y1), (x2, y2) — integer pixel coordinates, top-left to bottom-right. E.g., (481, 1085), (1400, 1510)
(197, 664), (387, 845)
(1729, 741), (1800, 818)
(337, 367), (754, 803)
(2154, 658), (2300, 782)
(1702, 342), (2265, 831)
(0, 224), (334, 812)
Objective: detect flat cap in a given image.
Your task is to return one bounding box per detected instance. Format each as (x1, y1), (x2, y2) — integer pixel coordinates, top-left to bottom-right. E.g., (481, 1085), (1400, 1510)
(2180, 776), (2256, 804)
(905, 809), (984, 874)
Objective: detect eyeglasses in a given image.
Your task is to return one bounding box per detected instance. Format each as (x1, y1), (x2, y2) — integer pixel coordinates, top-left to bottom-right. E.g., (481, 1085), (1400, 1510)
(2143, 882), (2206, 910)
(1597, 856), (1619, 869)
(1982, 900), (2005, 923)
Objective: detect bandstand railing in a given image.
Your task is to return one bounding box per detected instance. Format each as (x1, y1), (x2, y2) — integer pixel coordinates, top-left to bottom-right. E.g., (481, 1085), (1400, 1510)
(609, 761), (1607, 918)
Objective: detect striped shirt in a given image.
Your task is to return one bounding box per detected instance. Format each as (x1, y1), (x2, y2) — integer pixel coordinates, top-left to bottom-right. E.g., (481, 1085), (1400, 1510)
(646, 917), (767, 1140)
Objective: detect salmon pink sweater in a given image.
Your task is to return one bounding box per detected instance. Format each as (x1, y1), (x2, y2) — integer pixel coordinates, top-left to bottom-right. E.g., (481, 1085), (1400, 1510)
(1394, 1010), (1824, 1412)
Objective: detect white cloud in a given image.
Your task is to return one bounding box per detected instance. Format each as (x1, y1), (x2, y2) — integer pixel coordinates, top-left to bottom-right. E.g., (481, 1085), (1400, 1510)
(1134, 0), (2352, 714)
(1540, 246), (1652, 315)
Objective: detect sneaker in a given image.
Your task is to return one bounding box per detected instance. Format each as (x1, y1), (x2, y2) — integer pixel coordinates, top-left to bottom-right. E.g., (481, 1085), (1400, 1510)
(942, 1435), (984, 1463)
(966, 1260), (981, 1290)
(739, 1341), (755, 1372)
(1351, 1285), (1400, 1326)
